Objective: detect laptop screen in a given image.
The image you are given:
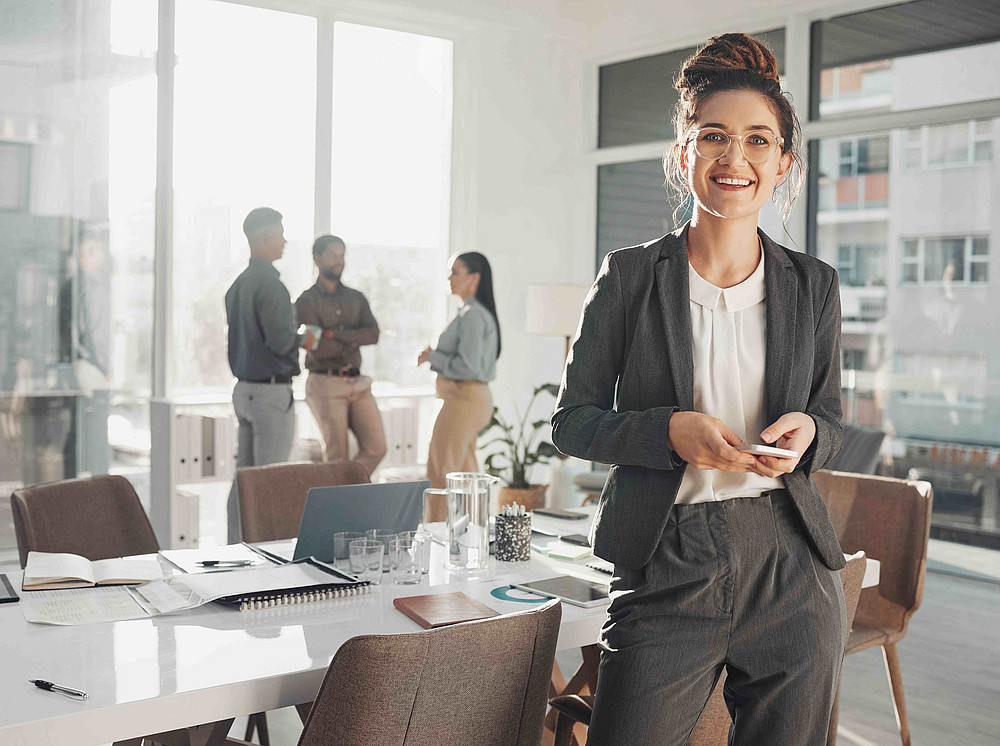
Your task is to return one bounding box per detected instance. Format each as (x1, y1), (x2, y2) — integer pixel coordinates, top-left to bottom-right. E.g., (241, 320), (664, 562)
(292, 481), (429, 562)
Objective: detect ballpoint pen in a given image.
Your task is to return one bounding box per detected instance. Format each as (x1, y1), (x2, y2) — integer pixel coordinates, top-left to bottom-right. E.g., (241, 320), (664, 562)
(29, 679), (88, 700)
(195, 560), (255, 567)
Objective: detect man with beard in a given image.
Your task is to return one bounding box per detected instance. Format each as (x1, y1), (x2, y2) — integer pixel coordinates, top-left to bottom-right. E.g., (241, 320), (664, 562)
(295, 235), (386, 477)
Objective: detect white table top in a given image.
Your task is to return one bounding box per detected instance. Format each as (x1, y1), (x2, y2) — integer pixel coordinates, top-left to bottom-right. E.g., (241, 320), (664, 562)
(0, 544), (610, 745)
(1, 530), (879, 745)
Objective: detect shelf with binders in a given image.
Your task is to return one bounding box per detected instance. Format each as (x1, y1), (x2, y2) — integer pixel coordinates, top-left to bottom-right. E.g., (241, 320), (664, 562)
(151, 398), (238, 550)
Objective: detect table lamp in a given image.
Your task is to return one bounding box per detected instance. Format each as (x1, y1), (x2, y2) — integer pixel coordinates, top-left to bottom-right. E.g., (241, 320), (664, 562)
(525, 284), (591, 359)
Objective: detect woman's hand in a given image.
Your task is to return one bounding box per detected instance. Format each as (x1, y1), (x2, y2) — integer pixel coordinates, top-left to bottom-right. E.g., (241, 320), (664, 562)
(750, 412), (816, 477)
(416, 346), (432, 366)
(668, 411), (759, 472)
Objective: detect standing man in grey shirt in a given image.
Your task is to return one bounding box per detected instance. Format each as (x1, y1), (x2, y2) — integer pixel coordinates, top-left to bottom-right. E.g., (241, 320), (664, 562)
(224, 207), (316, 542)
(295, 235), (386, 477)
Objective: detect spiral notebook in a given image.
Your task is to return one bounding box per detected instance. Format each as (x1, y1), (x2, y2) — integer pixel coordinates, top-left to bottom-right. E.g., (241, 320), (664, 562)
(170, 558), (370, 612)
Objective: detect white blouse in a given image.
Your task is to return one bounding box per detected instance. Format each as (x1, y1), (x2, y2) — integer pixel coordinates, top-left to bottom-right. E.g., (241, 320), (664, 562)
(674, 249), (784, 505)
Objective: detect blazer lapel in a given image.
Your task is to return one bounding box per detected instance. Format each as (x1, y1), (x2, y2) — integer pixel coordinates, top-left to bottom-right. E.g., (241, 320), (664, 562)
(655, 227), (694, 412)
(762, 229), (796, 424)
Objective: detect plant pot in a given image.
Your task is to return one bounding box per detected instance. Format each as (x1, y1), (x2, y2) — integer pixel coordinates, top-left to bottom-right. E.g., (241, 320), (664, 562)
(498, 484), (547, 512)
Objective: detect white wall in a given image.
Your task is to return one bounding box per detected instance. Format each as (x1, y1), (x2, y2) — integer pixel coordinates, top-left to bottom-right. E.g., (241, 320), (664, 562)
(450, 25), (591, 455)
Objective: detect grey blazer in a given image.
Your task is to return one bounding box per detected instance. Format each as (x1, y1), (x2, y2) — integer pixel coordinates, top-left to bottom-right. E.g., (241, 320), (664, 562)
(551, 225), (846, 571)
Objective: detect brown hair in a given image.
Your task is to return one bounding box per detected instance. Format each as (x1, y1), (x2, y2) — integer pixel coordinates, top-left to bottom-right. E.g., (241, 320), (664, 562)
(663, 32), (804, 224)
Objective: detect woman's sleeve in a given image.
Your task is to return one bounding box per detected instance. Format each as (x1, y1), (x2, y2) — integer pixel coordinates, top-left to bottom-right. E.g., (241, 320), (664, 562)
(427, 310), (487, 380)
(550, 252), (681, 470)
(799, 270), (844, 475)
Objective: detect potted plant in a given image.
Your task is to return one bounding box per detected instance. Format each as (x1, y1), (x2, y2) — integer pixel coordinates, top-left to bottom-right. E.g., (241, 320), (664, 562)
(480, 382), (562, 511)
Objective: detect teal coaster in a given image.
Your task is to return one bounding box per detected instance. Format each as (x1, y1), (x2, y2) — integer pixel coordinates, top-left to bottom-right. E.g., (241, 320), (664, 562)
(490, 585), (547, 603)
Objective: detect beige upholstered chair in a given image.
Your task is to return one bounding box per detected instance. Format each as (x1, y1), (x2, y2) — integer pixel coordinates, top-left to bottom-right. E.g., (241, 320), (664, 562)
(11, 474), (159, 568)
(262, 599), (562, 746)
(550, 553), (869, 746)
(815, 470), (932, 746)
(237, 460), (370, 543)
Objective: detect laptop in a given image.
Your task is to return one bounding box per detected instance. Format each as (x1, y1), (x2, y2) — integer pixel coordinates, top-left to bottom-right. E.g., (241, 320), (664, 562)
(291, 481), (429, 563)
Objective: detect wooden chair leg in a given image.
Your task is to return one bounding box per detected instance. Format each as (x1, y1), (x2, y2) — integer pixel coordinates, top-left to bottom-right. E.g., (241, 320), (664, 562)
(553, 711), (578, 746)
(826, 677), (842, 746)
(882, 642), (911, 746)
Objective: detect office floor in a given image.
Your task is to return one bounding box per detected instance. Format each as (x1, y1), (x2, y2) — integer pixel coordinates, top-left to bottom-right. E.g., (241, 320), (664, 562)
(234, 567), (999, 746)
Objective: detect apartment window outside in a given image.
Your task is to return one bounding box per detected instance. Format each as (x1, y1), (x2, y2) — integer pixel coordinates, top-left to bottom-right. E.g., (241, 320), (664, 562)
(838, 243), (887, 288)
(905, 120), (995, 170)
(898, 236), (989, 286)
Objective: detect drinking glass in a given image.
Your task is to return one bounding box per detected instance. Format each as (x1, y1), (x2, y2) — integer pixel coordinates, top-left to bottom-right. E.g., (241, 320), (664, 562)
(390, 537), (423, 585)
(365, 529), (398, 572)
(348, 539), (384, 585)
(398, 529), (433, 574)
(332, 531), (365, 569)
(422, 487), (448, 526)
(445, 472), (500, 573)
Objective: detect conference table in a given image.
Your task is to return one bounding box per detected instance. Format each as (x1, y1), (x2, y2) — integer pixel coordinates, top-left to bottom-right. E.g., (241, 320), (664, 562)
(1, 523), (879, 745)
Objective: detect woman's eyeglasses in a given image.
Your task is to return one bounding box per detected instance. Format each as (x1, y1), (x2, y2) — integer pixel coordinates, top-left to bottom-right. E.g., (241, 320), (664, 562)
(688, 128), (784, 164)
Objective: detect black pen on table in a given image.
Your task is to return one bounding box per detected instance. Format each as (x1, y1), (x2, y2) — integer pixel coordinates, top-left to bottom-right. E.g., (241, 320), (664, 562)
(29, 679), (88, 700)
(196, 559), (255, 568)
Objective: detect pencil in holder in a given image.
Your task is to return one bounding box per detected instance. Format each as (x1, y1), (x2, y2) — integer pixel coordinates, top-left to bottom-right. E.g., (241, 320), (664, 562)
(495, 512), (531, 562)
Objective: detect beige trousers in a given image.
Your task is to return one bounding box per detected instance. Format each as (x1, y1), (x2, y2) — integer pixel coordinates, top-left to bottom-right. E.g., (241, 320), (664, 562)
(426, 376), (494, 489)
(305, 372), (387, 478)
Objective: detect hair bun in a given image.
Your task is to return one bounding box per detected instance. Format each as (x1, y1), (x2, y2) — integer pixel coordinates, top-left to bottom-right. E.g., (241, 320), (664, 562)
(675, 32), (780, 92)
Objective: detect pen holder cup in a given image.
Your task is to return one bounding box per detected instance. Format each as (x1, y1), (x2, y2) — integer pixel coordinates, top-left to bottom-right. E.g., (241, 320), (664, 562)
(495, 513), (532, 562)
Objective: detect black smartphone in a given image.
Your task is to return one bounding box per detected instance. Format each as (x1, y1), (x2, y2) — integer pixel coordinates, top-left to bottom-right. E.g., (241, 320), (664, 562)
(561, 533), (591, 547)
(533, 507), (588, 520)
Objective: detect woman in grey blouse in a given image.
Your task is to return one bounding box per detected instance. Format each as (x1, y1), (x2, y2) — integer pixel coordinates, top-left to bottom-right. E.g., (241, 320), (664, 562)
(417, 252), (501, 488)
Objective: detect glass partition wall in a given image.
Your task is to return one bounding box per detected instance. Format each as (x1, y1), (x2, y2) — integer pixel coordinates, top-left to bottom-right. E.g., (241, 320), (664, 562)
(0, 0), (454, 559)
(0, 1), (158, 551)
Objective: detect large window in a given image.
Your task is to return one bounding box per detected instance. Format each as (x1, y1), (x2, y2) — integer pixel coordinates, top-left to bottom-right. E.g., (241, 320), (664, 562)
(171, 1), (317, 393)
(0, 0), (158, 556)
(812, 1), (1000, 543)
(329, 22), (453, 390)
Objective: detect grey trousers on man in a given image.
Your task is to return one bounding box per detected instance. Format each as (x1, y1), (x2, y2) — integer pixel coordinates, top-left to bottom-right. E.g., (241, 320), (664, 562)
(588, 490), (846, 746)
(226, 381), (296, 543)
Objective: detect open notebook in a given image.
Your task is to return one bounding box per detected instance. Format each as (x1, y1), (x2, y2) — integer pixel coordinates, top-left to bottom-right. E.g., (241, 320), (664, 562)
(22, 551), (163, 591)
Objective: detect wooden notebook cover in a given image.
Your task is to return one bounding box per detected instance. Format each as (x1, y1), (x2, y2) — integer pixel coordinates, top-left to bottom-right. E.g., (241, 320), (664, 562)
(393, 591), (500, 629)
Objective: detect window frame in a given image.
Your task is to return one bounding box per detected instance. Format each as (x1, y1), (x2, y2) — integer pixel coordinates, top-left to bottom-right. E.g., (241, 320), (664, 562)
(898, 235), (990, 287)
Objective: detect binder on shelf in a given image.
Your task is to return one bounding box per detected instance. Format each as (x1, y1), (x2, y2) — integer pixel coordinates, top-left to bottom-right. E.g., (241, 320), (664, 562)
(201, 416), (215, 478)
(402, 404), (418, 465)
(173, 414), (203, 483)
(173, 489), (200, 549)
(214, 414), (235, 479)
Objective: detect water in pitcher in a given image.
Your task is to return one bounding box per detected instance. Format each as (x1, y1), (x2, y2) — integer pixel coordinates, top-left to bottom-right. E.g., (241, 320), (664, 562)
(445, 472), (498, 573)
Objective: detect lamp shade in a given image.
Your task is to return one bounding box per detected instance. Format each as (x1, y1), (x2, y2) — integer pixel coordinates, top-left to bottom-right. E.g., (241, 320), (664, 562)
(525, 284), (591, 337)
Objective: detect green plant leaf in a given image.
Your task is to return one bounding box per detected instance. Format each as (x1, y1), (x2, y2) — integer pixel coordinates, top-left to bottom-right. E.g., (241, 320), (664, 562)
(537, 382), (560, 397)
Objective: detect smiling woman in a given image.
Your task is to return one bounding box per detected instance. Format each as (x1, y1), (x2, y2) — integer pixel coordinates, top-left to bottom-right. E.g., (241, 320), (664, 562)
(552, 32), (846, 745)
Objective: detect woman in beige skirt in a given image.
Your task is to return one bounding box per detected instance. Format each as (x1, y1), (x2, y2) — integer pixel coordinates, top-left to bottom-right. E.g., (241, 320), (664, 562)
(417, 252), (501, 488)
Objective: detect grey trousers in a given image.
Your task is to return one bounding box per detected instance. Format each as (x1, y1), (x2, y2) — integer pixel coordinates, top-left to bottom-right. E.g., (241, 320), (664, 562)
(226, 381), (296, 543)
(588, 490), (846, 746)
